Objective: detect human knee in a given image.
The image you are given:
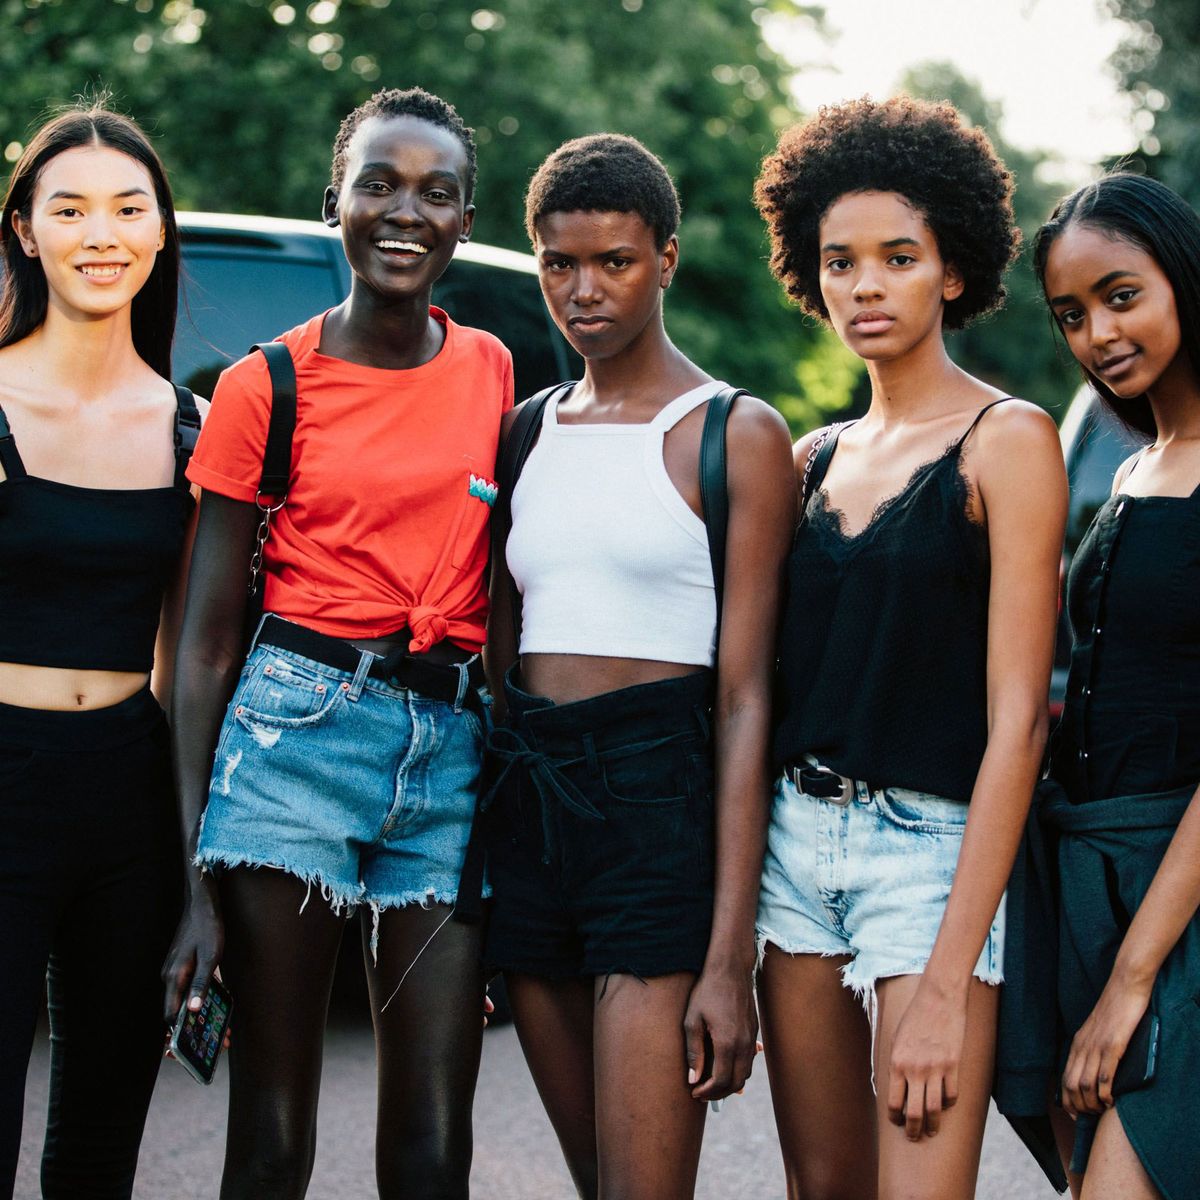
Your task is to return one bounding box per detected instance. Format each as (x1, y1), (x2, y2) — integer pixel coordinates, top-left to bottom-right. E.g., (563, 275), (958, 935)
(377, 1128), (472, 1200)
(785, 1154), (874, 1200)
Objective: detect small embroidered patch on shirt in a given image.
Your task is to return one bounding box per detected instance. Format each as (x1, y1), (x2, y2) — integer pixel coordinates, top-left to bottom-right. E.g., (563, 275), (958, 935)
(469, 474), (499, 507)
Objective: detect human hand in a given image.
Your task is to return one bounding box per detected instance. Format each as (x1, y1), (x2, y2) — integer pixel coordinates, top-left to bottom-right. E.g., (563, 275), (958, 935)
(1061, 974), (1152, 1117)
(161, 880), (224, 1024)
(683, 962), (758, 1102)
(886, 978), (967, 1141)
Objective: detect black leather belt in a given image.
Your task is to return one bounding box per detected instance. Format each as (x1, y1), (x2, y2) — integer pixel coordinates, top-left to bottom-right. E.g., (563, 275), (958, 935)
(787, 759), (853, 805)
(255, 615), (492, 925)
(256, 615), (486, 709)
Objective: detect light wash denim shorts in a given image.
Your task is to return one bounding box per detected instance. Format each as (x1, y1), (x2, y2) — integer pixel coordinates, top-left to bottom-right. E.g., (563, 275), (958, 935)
(195, 640), (489, 922)
(756, 767), (1004, 1009)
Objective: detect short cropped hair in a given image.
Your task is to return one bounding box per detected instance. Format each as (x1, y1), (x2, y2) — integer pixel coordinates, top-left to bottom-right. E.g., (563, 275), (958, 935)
(755, 96), (1019, 329)
(331, 86), (476, 201)
(525, 134), (681, 250)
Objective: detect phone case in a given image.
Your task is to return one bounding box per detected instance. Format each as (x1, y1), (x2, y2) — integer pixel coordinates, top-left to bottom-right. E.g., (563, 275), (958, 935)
(1112, 1012), (1159, 1097)
(169, 980), (232, 1086)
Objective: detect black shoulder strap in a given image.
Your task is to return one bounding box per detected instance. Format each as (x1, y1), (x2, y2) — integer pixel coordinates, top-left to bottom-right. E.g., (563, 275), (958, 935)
(955, 396), (1016, 450)
(700, 386), (748, 655)
(801, 420), (851, 512)
(250, 342), (298, 498)
(172, 385), (202, 490)
(493, 381), (575, 648)
(0, 404), (26, 480)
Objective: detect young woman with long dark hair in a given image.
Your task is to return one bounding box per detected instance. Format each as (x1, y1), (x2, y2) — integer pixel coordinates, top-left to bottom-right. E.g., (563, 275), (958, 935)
(483, 134), (794, 1200)
(0, 102), (199, 1199)
(161, 87), (511, 1199)
(754, 97), (1067, 1200)
(1034, 172), (1200, 1200)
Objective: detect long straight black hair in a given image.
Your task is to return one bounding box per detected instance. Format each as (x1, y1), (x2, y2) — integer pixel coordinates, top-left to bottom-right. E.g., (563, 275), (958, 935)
(0, 102), (179, 379)
(1033, 172), (1200, 438)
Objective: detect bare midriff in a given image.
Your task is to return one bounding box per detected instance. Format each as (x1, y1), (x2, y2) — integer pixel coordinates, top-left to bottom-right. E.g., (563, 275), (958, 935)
(520, 653), (706, 706)
(0, 662), (149, 712)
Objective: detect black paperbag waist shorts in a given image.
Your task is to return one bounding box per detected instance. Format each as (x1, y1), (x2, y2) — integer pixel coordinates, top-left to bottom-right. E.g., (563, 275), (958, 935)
(484, 666), (716, 979)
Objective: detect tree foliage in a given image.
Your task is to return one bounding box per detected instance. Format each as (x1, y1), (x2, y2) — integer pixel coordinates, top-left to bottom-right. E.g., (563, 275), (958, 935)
(1104, 0), (1200, 208)
(0, 0), (828, 410)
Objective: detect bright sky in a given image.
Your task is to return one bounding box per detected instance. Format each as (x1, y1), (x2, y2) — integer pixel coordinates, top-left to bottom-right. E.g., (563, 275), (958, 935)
(764, 0), (1138, 184)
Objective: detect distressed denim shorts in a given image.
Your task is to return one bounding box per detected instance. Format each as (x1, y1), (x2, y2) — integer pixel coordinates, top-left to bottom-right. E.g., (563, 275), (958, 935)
(756, 767), (1005, 1006)
(195, 639), (488, 918)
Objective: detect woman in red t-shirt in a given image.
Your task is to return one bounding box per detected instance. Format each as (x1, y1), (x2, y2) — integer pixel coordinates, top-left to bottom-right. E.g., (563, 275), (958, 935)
(162, 87), (512, 1196)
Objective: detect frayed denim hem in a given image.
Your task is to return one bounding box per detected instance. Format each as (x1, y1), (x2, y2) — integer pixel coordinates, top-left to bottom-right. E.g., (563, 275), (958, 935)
(844, 960), (1005, 1093)
(192, 851), (364, 917)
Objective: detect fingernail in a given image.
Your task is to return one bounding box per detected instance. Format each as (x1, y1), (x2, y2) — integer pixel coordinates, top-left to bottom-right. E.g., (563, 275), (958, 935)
(688, 1068), (698, 1084)
(188, 995), (201, 1010)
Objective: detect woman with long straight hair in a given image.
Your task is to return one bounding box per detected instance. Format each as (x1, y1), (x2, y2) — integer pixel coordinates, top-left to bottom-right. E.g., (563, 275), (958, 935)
(0, 102), (200, 1199)
(1033, 172), (1200, 1200)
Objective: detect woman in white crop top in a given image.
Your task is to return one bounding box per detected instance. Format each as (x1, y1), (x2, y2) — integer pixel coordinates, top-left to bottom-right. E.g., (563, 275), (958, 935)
(482, 134), (795, 1200)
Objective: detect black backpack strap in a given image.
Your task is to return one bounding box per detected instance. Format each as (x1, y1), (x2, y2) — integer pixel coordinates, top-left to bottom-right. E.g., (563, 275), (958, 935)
(0, 404), (26, 481)
(493, 381), (575, 648)
(172, 385), (202, 489)
(699, 386), (748, 655)
(250, 341), (298, 499)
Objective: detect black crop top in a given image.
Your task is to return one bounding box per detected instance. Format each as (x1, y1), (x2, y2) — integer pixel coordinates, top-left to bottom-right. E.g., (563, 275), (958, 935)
(773, 400), (1012, 802)
(0, 387), (199, 673)
(1051, 474), (1200, 805)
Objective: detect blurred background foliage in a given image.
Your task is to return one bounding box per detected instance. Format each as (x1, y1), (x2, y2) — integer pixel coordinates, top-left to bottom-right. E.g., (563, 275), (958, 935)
(0, 0), (1185, 430)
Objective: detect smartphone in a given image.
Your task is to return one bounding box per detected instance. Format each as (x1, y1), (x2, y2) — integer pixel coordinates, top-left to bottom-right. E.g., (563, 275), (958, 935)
(168, 977), (233, 1086)
(1112, 1011), (1159, 1097)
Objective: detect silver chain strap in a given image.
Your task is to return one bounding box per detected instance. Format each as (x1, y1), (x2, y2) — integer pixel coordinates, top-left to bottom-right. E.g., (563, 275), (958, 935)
(248, 490), (286, 596)
(801, 425), (834, 508)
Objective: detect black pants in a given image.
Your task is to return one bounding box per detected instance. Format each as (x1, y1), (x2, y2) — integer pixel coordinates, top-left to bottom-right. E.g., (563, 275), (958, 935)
(0, 690), (182, 1200)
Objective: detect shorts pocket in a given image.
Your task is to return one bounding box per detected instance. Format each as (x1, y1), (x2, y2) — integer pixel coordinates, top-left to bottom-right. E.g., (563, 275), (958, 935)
(235, 653), (346, 730)
(601, 741), (689, 805)
(876, 787), (968, 835)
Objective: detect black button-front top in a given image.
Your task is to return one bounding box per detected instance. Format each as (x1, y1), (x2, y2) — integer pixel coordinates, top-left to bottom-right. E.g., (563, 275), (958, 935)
(0, 388), (198, 674)
(1051, 476), (1200, 804)
(773, 401), (1011, 802)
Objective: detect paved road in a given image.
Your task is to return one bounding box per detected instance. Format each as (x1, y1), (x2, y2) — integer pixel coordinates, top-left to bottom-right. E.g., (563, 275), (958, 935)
(19, 1017), (1059, 1198)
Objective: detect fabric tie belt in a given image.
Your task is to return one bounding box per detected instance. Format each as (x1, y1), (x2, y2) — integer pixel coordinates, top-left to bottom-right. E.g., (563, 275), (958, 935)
(481, 724), (698, 867)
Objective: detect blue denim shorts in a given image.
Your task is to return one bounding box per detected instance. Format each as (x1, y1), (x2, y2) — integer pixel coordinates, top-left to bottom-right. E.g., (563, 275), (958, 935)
(195, 638), (488, 918)
(756, 767), (1004, 1005)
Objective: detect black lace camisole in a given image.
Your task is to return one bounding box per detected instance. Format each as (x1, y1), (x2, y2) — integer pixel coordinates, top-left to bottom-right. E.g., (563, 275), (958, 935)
(773, 400), (1013, 802)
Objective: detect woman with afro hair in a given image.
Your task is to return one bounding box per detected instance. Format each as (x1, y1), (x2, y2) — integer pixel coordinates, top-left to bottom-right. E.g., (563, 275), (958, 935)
(754, 96), (1067, 1198)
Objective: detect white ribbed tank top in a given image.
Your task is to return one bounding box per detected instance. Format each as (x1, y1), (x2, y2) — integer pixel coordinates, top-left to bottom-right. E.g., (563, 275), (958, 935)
(506, 382), (722, 666)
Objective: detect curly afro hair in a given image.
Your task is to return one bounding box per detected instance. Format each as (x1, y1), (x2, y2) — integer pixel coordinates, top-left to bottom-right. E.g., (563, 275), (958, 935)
(525, 134), (681, 251)
(331, 86), (476, 202)
(755, 96), (1019, 329)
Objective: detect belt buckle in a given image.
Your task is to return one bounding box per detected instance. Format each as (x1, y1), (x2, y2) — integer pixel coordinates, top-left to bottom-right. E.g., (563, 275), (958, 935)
(793, 759), (853, 805)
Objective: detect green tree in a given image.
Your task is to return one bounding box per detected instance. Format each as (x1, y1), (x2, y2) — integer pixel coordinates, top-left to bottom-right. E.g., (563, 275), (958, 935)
(899, 61), (1078, 417)
(1, 0), (831, 413)
(1104, 0), (1200, 207)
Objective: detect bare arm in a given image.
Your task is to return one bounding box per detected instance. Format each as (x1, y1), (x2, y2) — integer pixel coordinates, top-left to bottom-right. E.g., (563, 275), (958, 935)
(161, 490), (260, 1021)
(684, 398), (796, 1101)
(151, 398), (211, 714)
(886, 402), (1068, 1138)
(481, 404), (524, 722)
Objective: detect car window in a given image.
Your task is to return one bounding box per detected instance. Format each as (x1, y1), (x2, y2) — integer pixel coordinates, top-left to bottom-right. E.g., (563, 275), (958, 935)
(177, 252), (344, 396)
(1065, 402), (1144, 555)
(433, 260), (579, 399)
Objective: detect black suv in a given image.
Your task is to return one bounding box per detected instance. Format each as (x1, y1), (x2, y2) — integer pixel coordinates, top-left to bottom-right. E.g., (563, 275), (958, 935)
(176, 211), (578, 399)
